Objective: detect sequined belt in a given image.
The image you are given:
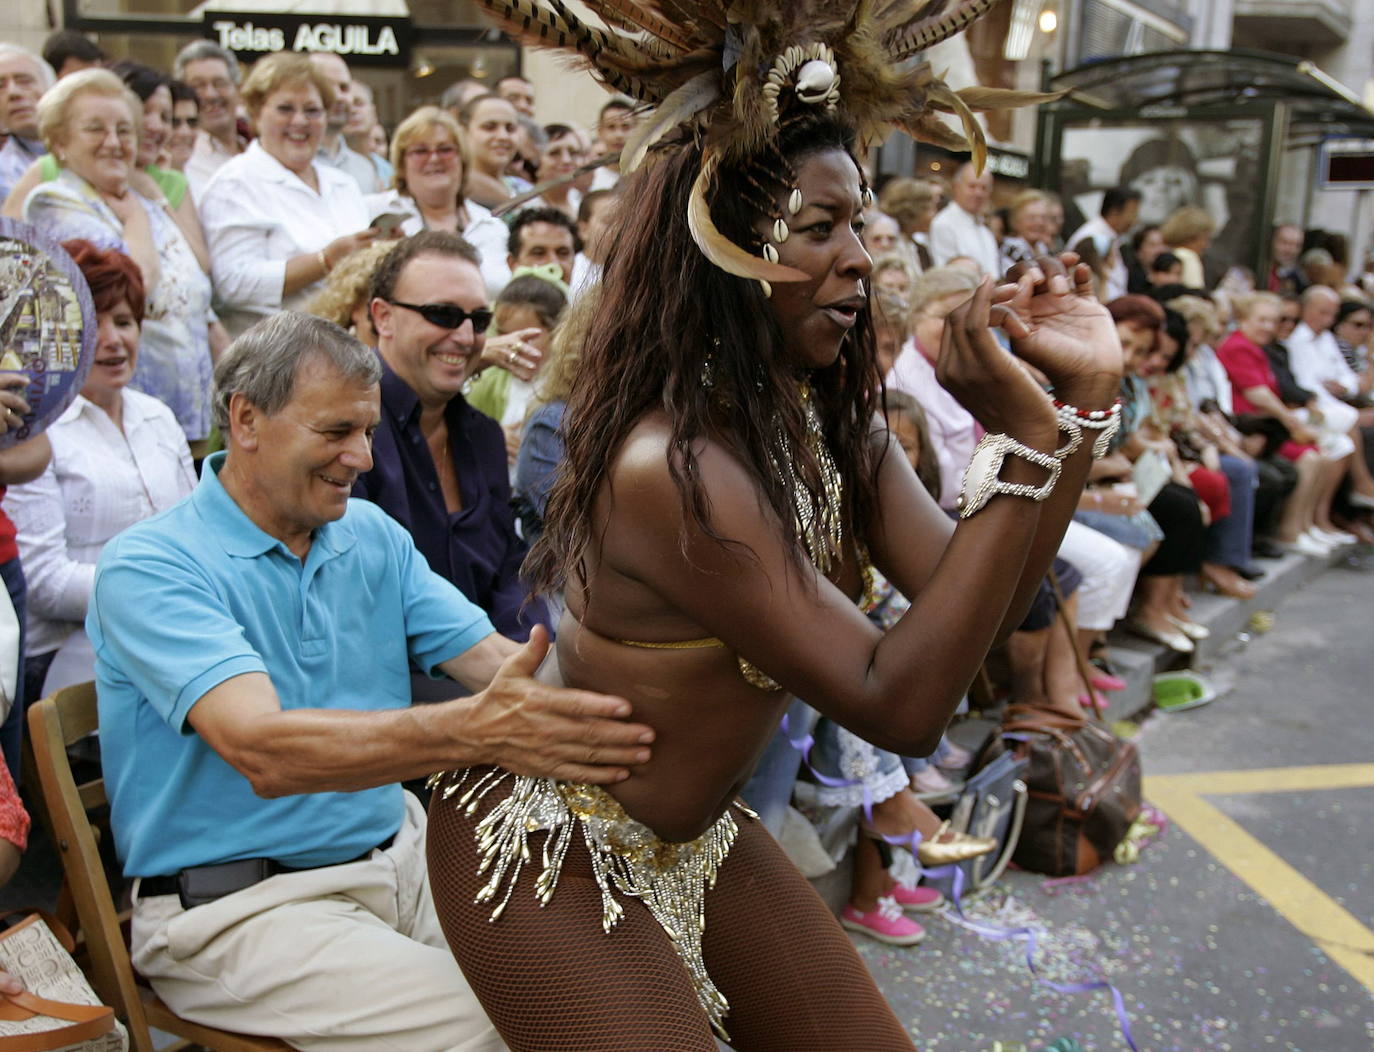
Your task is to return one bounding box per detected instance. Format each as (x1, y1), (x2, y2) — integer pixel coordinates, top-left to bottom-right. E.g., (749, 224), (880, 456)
(430, 768), (755, 1039)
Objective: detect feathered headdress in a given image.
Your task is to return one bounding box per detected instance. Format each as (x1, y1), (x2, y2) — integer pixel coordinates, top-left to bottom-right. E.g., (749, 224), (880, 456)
(477, 0), (1055, 291)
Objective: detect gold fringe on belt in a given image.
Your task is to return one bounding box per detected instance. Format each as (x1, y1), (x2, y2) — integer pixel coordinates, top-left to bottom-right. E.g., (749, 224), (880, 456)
(431, 769), (755, 1039)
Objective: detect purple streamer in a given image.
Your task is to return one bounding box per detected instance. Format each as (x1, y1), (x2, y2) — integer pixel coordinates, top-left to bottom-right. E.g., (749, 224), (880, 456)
(932, 866), (1139, 1051)
(778, 713), (1139, 1050)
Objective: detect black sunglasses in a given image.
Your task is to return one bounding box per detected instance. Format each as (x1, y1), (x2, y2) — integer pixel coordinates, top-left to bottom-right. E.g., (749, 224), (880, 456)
(388, 300), (493, 332)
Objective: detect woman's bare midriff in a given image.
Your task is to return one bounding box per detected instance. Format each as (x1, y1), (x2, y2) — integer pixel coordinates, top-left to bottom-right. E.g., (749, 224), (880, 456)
(549, 605), (790, 843)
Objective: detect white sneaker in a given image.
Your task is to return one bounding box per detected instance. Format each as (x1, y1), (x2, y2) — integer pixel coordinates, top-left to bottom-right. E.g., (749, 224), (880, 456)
(1349, 491), (1374, 510)
(1290, 531), (1332, 557)
(1315, 527), (1358, 545)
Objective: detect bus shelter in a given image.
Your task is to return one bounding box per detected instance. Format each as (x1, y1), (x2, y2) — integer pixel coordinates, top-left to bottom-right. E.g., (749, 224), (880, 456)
(1033, 49), (1374, 284)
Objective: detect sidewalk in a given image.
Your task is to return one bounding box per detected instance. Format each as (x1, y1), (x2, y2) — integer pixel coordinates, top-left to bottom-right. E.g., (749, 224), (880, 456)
(852, 546), (1374, 1051)
(1095, 543), (1366, 723)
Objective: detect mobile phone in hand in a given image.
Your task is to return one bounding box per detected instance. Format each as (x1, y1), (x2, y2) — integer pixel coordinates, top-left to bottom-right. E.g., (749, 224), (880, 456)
(371, 212), (409, 236)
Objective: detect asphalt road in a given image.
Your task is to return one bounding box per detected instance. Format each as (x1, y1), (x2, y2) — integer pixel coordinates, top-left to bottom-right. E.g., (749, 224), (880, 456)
(860, 553), (1374, 1052)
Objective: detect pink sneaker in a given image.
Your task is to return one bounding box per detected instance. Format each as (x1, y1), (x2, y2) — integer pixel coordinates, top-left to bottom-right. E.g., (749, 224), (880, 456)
(889, 882), (944, 913)
(1090, 672), (1127, 692)
(841, 896), (926, 945)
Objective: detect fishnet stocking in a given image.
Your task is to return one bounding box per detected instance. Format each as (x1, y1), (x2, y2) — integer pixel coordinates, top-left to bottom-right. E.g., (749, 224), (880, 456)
(427, 771), (915, 1051)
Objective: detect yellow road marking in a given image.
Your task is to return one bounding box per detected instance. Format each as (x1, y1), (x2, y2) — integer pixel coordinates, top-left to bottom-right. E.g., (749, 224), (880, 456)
(1147, 763), (1374, 796)
(1146, 769), (1374, 996)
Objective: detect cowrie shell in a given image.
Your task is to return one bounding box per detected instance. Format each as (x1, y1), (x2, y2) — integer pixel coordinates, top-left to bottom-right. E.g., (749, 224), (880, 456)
(796, 59), (837, 104)
(762, 243), (779, 263)
(788, 189), (803, 215)
(773, 219), (790, 243)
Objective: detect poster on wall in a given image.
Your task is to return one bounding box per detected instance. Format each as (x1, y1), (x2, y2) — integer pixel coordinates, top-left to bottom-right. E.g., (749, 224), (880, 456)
(1060, 117), (1266, 285)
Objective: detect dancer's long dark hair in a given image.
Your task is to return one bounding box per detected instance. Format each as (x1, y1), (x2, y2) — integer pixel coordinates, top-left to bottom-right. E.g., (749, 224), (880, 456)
(526, 114), (883, 599)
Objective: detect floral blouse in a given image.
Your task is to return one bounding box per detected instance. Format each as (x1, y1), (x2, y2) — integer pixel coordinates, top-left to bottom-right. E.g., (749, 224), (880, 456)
(23, 171), (214, 442)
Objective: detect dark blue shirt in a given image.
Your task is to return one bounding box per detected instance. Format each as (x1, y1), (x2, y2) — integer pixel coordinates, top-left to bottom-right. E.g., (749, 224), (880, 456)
(353, 359), (550, 643)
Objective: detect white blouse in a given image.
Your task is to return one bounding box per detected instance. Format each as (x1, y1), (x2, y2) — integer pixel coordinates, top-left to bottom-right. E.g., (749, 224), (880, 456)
(365, 188), (512, 297)
(8, 389), (196, 657)
(199, 140), (370, 336)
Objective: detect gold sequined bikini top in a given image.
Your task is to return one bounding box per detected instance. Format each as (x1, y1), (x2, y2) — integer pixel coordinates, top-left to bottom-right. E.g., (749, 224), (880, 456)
(616, 553), (876, 692)
(615, 383), (875, 692)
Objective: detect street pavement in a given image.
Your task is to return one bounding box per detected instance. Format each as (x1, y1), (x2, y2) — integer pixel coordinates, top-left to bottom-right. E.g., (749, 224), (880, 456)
(859, 553), (1374, 1051)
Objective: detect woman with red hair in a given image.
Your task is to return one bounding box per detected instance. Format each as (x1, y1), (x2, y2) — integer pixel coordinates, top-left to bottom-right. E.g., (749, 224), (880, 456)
(7, 239), (195, 702)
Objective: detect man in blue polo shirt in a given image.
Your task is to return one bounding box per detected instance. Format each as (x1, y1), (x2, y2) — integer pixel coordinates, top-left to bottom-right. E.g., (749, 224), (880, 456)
(87, 312), (653, 1050)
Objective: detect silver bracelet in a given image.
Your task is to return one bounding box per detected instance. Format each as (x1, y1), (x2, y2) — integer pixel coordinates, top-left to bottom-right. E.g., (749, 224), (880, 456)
(1053, 399), (1123, 459)
(955, 432), (1062, 518)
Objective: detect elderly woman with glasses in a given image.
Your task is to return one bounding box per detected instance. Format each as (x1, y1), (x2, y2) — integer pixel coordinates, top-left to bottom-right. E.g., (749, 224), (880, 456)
(365, 105), (510, 295)
(198, 52), (381, 337)
(22, 68), (215, 454)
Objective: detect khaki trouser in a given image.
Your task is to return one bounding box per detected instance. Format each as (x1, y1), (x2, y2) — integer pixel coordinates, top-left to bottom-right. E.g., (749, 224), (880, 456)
(131, 793), (507, 1052)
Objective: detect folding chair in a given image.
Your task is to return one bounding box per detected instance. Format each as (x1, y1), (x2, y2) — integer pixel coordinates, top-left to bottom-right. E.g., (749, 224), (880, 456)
(26, 682), (291, 1052)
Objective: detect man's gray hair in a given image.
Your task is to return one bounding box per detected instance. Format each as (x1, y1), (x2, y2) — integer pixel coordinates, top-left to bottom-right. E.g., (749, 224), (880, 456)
(173, 40), (242, 84)
(212, 313), (381, 432)
(0, 45), (56, 91)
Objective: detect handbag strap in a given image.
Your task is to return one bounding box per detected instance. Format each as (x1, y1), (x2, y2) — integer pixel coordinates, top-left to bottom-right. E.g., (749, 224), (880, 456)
(0, 992), (114, 1052)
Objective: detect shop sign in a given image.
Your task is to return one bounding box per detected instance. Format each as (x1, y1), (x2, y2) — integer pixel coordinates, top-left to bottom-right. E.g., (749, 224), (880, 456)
(202, 11), (412, 67)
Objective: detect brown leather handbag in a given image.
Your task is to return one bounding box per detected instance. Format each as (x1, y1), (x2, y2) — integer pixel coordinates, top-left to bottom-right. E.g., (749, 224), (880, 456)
(983, 706), (1142, 876)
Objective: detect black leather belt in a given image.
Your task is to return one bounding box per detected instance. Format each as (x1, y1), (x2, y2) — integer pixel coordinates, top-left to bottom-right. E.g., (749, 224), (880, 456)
(138, 833), (396, 907)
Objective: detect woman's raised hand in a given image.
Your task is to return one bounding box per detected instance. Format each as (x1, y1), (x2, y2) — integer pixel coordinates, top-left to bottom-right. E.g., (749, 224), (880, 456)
(324, 229), (383, 268)
(480, 328), (544, 381)
(998, 253), (1123, 404)
(936, 277), (1057, 450)
(0, 374), (30, 435)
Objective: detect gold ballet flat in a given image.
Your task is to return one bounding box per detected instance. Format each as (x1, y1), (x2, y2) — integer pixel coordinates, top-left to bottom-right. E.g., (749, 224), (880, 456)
(916, 822), (998, 866)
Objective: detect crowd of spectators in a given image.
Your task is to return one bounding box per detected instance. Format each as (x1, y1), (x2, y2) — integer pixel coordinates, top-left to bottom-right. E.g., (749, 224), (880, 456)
(0, 26), (1371, 1042)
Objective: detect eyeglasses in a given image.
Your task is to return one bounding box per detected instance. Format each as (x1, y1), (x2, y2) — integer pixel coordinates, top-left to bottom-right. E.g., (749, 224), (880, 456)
(404, 144), (459, 161)
(171, 115), (199, 129)
(389, 300), (493, 332)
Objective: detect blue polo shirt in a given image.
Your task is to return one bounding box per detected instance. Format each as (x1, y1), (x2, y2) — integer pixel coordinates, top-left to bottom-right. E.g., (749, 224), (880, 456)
(88, 453), (495, 877)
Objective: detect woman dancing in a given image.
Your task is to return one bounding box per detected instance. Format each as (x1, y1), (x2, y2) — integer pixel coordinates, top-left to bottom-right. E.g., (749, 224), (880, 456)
(427, 2), (1124, 1049)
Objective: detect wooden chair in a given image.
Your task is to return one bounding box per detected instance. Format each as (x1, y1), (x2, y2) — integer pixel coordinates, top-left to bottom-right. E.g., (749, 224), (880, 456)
(26, 682), (291, 1052)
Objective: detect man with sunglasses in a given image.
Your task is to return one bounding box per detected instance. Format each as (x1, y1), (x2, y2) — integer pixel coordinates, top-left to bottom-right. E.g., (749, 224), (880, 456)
(357, 232), (552, 702)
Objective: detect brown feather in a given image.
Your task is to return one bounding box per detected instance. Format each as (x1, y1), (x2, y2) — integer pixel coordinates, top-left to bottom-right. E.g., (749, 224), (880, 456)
(491, 153), (621, 218)
(929, 81), (986, 172)
(896, 110), (973, 155)
(955, 85), (1065, 111)
(621, 70), (721, 172)
(579, 0), (695, 50)
(886, 0), (998, 58)
(473, 0), (666, 99)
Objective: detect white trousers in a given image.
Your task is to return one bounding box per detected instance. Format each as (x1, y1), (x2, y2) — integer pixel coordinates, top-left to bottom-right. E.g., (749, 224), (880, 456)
(1058, 519), (1141, 632)
(131, 792), (507, 1052)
